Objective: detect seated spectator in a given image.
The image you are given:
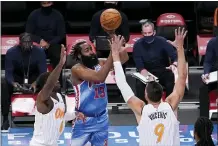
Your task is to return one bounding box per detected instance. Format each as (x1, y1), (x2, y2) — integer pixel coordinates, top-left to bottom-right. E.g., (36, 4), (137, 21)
(89, 1), (129, 43)
(25, 1), (65, 84)
(1, 32), (47, 132)
(133, 20), (178, 103)
(199, 36), (218, 118)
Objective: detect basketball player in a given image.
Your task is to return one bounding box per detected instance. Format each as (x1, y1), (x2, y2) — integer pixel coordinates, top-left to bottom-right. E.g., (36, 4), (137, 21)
(112, 27), (187, 145)
(194, 117), (215, 146)
(70, 37), (128, 146)
(30, 45), (85, 146)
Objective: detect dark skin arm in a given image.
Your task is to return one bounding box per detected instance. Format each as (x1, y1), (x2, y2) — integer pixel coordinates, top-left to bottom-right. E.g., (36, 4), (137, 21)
(36, 45), (66, 114)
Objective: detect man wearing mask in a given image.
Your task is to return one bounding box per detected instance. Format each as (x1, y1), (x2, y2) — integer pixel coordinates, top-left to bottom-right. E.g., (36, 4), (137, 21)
(89, 1), (129, 44)
(199, 36), (218, 118)
(25, 1), (65, 84)
(1, 32), (47, 132)
(133, 20), (178, 103)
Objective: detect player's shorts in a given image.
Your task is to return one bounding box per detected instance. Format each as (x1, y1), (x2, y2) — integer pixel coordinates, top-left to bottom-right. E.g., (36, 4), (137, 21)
(71, 128), (108, 146)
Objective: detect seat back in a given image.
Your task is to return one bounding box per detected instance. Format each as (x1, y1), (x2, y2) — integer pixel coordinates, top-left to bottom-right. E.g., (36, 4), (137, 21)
(120, 2), (151, 32)
(195, 2), (218, 34)
(156, 13), (186, 40)
(1, 2), (27, 34)
(65, 2), (96, 33)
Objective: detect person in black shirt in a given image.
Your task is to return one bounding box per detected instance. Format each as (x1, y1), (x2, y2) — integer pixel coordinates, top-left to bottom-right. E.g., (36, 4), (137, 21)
(199, 37), (218, 118)
(25, 1), (65, 83)
(1, 32), (47, 132)
(89, 2), (129, 43)
(133, 20), (178, 103)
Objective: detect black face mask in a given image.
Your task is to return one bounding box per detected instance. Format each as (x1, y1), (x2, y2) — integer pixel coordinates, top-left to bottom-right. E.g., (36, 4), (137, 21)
(81, 54), (98, 69)
(41, 6), (52, 15)
(104, 3), (117, 9)
(143, 35), (155, 44)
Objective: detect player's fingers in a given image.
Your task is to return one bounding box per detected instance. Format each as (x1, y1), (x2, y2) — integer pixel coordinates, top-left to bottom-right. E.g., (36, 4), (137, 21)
(183, 30), (188, 39)
(175, 29), (177, 38)
(178, 27), (181, 36)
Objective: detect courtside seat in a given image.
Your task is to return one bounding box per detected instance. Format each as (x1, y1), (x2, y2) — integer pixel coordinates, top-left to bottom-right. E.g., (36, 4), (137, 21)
(65, 2), (96, 34)
(156, 13), (186, 41)
(195, 2), (218, 34)
(120, 1), (151, 32)
(213, 8), (218, 36)
(1, 1), (27, 35)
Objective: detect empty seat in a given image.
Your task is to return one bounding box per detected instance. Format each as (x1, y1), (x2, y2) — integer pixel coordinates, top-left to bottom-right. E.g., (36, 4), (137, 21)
(195, 2), (218, 34)
(65, 2), (96, 34)
(1, 2), (28, 35)
(120, 2), (151, 32)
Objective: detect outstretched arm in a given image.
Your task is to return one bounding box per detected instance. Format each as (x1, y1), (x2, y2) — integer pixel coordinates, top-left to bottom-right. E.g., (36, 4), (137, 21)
(37, 45), (66, 103)
(112, 35), (145, 124)
(166, 28), (188, 111)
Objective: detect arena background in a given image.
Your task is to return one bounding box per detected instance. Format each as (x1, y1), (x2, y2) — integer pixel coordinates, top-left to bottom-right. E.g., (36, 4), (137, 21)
(1, 1), (218, 146)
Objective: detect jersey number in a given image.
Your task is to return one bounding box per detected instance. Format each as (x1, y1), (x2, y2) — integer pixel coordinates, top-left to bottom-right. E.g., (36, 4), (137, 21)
(94, 86), (105, 99)
(154, 123), (165, 143)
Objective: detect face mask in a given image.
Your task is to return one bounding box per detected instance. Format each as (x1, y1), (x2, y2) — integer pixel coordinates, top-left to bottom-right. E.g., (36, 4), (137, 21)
(104, 3), (117, 9)
(143, 35), (155, 44)
(41, 6), (52, 14)
(81, 54), (98, 69)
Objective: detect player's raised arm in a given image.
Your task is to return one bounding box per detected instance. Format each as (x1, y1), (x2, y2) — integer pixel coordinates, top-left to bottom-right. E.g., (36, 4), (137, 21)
(37, 45), (66, 103)
(166, 27), (188, 111)
(112, 35), (145, 123)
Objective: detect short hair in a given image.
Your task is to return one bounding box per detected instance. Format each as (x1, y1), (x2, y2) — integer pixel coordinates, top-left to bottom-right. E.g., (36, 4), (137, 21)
(140, 19), (155, 30)
(19, 32), (32, 42)
(145, 81), (163, 102)
(35, 72), (51, 93)
(194, 117), (215, 146)
(70, 41), (86, 61)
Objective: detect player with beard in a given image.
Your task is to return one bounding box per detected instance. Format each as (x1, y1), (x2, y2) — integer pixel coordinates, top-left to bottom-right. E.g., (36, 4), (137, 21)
(70, 37), (128, 146)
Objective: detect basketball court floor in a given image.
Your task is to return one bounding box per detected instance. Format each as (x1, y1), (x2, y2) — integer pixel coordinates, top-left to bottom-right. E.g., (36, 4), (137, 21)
(1, 108), (218, 146)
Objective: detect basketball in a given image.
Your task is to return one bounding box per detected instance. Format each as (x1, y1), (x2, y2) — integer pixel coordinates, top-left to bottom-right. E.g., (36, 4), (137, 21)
(100, 8), (122, 31)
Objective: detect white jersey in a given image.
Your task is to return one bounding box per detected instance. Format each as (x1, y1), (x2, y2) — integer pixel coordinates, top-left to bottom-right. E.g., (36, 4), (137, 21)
(30, 93), (65, 146)
(137, 102), (180, 146)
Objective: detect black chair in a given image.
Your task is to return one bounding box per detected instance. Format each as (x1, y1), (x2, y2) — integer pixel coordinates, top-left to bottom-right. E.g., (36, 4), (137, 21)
(195, 2), (218, 34)
(65, 2), (96, 34)
(120, 2), (152, 32)
(1, 1), (28, 35)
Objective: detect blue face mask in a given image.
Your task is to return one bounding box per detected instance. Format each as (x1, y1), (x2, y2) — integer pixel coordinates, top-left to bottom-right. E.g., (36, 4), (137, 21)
(143, 35), (155, 44)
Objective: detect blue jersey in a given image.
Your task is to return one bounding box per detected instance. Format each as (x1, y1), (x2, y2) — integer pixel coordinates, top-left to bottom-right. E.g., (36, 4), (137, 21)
(72, 64), (109, 132)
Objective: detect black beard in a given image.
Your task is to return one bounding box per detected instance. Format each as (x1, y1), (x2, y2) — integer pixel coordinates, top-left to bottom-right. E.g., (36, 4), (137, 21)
(81, 54), (98, 69)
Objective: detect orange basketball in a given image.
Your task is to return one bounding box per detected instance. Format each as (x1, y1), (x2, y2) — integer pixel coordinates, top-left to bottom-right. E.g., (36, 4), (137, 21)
(100, 8), (122, 31)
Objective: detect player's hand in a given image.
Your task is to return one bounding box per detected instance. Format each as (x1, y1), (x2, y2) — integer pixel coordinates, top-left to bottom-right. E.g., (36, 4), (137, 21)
(59, 44), (66, 66)
(76, 112), (86, 123)
(167, 27), (187, 49)
(201, 74), (209, 84)
(111, 35), (125, 54)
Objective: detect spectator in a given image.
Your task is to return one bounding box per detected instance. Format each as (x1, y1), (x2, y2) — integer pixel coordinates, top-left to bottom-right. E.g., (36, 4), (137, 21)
(1, 32), (47, 132)
(133, 20), (178, 103)
(199, 36), (218, 118)
(25, 1), (65, 84)
(89, 1), (129, 45)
